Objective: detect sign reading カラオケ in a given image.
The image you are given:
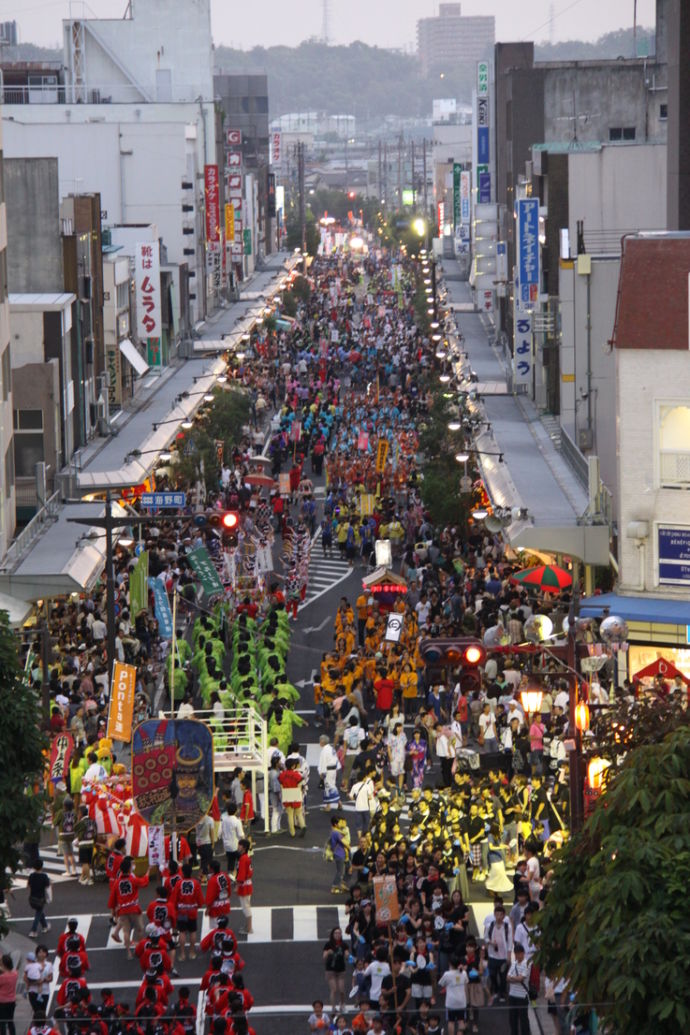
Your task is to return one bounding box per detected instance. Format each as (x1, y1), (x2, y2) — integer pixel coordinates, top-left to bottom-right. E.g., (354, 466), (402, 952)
(135, 241), (162, 344)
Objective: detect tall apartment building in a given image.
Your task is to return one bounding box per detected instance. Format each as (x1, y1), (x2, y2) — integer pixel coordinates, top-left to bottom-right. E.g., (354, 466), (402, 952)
(417, 4), (495, 77)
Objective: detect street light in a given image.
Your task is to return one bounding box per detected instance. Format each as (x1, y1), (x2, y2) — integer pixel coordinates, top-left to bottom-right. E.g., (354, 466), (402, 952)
(575, 700), (590, 732)
(455, 452), (469, 462)
(520, 685), (544, 717)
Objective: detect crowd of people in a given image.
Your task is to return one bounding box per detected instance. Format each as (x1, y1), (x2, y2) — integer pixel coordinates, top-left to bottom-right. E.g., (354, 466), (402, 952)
(14, 239), (616, 1035)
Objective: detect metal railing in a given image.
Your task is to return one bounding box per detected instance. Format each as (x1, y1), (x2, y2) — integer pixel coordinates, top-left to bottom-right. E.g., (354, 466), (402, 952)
(0, 490), (61, 573)
(560, 426), (590, 489)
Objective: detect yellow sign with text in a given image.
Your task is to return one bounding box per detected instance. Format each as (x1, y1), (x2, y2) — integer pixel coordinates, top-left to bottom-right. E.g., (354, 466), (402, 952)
(375, 439), (389, 474)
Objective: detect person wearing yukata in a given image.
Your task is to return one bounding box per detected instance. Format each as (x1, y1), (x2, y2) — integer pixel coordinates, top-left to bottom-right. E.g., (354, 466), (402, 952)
(318, 735), (341, 811)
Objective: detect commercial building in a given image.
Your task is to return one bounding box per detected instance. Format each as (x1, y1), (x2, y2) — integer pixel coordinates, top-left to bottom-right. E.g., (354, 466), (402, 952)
(2, 0), (218, 323)
(0, 115), (14, 559)
(417, 4), (495, 78)
(493, 1), (669, 337)
(579, 232), (690, 673)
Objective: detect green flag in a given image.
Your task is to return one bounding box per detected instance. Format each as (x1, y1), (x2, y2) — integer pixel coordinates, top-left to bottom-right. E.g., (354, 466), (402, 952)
(188, 546), (224, 598)
(129, 549), (149, 617)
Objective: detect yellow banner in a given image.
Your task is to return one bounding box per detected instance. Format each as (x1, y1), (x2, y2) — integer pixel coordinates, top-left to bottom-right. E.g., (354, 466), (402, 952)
(360, 493), (375, 517)
(225, 203), (235, 241)
(107, 661), (137, 742)
(375, 438), (389, 474)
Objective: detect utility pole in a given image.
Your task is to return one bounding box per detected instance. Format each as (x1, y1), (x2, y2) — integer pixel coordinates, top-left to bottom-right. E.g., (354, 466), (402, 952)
(423, 138), (428, 221)
(383, 143), (388, 208)
(67, 491), (153, 675)
(297, 141), (306, 273)
(411, 139), (416, 206)
(378, 140), (383, 205)
(397, 132), (403, 207)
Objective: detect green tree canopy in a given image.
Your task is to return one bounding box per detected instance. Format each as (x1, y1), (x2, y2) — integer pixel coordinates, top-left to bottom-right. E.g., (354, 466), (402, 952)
(535, 723), (690, 1034)
(0, 610), (48, 934)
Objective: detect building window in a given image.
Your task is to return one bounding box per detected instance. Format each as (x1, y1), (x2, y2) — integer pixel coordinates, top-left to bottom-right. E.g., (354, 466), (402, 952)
(4, 443), (14, 498)
(116, 280), (129, 311)
(660, 103), (668, 120)
(609, 127), (636, 142)
(0, 344), (9, 401)
(659, 404), (690, 487)
(13, 408), (44, 479)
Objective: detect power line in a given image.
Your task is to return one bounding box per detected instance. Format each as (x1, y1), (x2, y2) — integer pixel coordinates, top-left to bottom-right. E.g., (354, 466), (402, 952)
(520, 0), (588, 42)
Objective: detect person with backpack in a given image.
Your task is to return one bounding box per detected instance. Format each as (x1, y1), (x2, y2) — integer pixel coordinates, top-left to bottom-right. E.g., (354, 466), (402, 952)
(349, 770), (377, 834)
(342, 716), (365, 790)
(55, 796), (77, 877)
(482, 902), (513, 1003)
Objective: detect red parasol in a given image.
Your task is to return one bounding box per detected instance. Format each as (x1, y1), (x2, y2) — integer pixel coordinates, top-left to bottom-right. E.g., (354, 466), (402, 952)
(244, 473), (278, 489)
(510, 563), (573, 593)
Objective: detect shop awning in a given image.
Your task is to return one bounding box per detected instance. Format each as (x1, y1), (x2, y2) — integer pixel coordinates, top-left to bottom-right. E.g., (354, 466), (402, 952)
(119, 338), (149, 376)
(0, 501), (128, 602)
(0, 591), (34, 626)
(579, 591), (690, 626)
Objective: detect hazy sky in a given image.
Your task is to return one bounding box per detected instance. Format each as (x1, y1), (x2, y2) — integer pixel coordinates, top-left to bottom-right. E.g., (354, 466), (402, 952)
(9, 0), (656, 52)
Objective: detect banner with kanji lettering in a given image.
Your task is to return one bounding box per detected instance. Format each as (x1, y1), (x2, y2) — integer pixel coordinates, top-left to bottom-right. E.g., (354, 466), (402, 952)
(135, 242), (162, 341)
(188, 546), (224, 598)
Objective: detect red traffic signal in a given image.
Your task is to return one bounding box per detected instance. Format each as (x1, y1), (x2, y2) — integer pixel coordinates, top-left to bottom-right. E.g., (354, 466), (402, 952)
(419, 638), (486, 668)
(221, 511), (240, 545)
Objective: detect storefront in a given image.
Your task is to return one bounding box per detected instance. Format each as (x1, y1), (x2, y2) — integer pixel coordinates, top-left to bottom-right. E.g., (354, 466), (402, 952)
(580, 591), (690, 683)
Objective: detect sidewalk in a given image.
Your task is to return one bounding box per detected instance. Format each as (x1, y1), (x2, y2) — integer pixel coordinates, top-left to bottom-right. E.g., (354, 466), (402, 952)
(75, 252), (294, 484)
(0, 928), (39, 1034)
(440, 263), (588, 526)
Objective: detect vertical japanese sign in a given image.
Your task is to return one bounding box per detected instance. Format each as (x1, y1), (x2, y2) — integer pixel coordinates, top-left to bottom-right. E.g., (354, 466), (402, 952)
(129, 549), (149, 618)
(187, 546), (225, 598)
(477, 60), (489, 97)
(516, 198), (540, 306)
(225, 204), (235, 242)
(271, 131), (281, 166)
(135, 242), (162, 367)
(453, 162), (462, 229)
(148, 577), (173, 640)
(204, 164), (220, 243)
(460, 170), (471, 224)
(513, 290), (533, 385)
(107, 661), (137, 743)
(376, 438), (389, 474)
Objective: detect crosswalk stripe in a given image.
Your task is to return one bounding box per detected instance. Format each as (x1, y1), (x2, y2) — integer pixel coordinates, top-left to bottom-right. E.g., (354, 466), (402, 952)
(14, 845), (78, 885)
(292, 905), (318, 942)
(246, 907), (272, 944)
(301, 537), (354, 608)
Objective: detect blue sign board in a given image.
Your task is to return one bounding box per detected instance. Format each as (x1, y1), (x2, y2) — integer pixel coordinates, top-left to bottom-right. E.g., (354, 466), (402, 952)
(477, 125), (490, 165)
(148, 576), (174, 639)
(658, 526), (690, 585)
(141, 492), (186, 509)
(516, 198), (539, 306)
(479, 171), (491, 204)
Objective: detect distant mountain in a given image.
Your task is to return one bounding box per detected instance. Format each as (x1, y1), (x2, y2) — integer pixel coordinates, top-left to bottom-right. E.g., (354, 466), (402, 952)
(213, 41), (470, 120)
(1, 42), (60, 62)
(4, 26), (657, 122)
(535, 26), (655, 62)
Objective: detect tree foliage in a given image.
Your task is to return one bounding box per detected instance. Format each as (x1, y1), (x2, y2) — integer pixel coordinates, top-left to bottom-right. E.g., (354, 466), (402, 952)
(0, 611), (48, 934)
(535, 724), (690, 1034)
(171, 388), (250, 490)
(417, 388), (477, 531)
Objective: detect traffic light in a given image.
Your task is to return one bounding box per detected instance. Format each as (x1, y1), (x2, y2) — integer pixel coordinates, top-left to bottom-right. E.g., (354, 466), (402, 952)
(419, 637), (486, 669)
(221, 510), (240, 546)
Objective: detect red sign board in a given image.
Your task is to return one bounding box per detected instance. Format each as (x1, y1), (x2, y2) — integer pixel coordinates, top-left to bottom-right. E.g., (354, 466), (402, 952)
(204, 164), (220, 243)
(226, 150), (242, 169)
(226, 128), (242, 147)
(226, 173), (242, 191)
